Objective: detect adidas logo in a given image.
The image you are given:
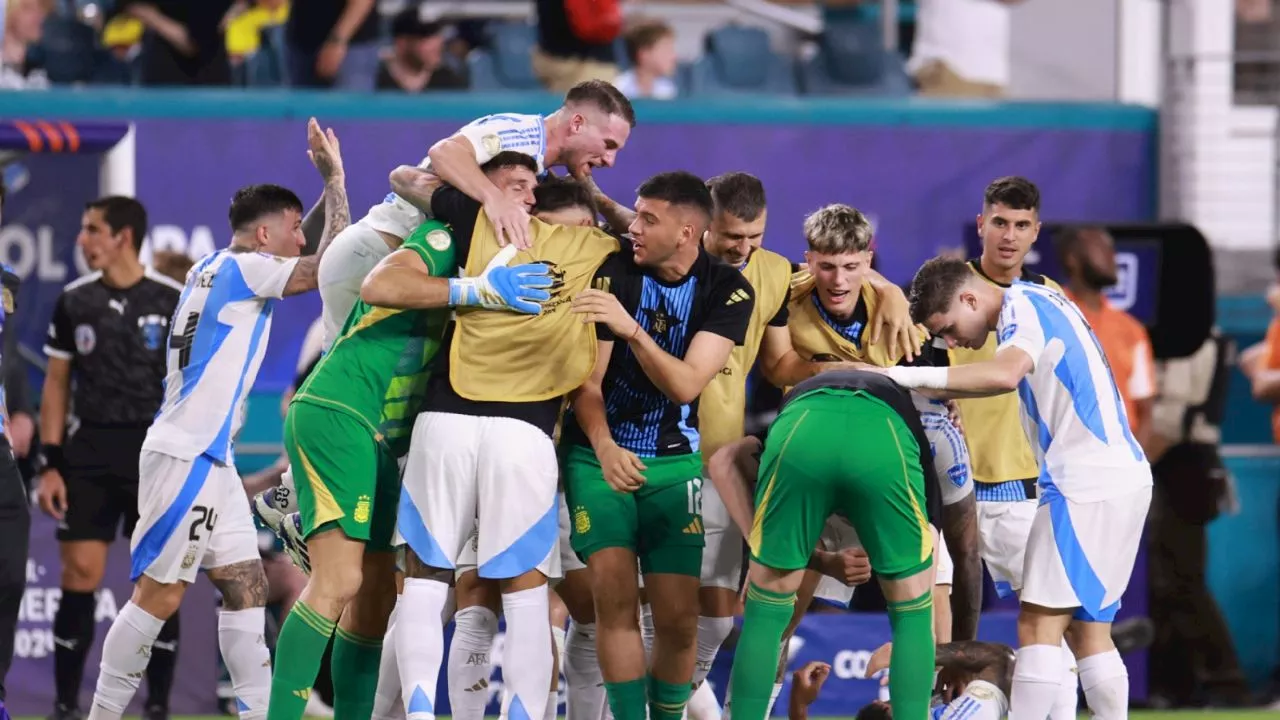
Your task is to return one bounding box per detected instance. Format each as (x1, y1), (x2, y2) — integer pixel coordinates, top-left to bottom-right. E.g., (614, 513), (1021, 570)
(293, 689), (310, 701)
(683, 517), (703, 534)
(725, 288), (750, 305)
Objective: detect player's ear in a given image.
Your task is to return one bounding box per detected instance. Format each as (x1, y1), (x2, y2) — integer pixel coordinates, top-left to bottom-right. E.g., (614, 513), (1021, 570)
(975, 213), (984, 237)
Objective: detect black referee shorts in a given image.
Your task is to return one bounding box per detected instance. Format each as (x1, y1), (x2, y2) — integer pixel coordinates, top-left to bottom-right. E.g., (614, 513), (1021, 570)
(58, 424), (148, 543)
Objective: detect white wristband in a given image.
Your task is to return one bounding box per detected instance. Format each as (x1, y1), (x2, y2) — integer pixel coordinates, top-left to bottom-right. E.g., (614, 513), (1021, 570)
(884, 366), (948, 390)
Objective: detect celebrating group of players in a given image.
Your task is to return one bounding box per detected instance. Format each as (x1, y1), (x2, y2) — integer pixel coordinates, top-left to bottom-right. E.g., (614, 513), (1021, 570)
(81, 78), (1152, 720)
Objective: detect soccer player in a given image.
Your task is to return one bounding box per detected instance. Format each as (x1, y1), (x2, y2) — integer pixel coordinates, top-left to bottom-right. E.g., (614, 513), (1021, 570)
(379, 158), (618, 720)
(85, 121), (347, 720)
(312, 79), (634, 351)
(942, 177), (1079, 717)
(727, 368), (939, 720)
(37, 195), (184, 720)
(444, 176), (605, 720)
(886, 256), (1154, 720)
(266, 152), (558, 720)
(559, 171), (755, 720)
(861, 639), (1016, 720)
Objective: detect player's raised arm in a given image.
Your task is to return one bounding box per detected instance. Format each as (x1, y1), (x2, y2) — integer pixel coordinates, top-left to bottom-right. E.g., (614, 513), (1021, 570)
(428, 131), (532, 249)
(388, 165), (445, 215)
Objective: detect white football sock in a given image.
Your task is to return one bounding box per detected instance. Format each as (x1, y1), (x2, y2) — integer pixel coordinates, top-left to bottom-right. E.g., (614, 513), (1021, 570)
(373, 600), (404, 720)
(693, 616), (734, 687)
(1048, 640), (1080, 720)
(448, 606), (499, 720)
(765, 682), (782, 717)
(88, 601), (164, 720)
(640, 603), (656, 664)
(552, 624), (568, 680)
(501, 586), (553, 720)
(563, 621), (606, 720)
(218, 607), (271, 719)
(687, 680), (721, 720)
(398, 578), (451, 720)
(1079, 649), (1129, 720)
(1012, 644), (1067, 720)
(545, 689), (561, 720)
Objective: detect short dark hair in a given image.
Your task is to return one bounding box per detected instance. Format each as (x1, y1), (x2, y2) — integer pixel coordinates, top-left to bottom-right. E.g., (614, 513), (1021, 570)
(86, 196), (148, 252)
(706, 172), (766, 222)
(481, 151), (539, 176)
(228, 184), (304, 234)
(908, 256), (975, 324)
(1052, 225), (1105, 268)
(623, 18), (673, 65)
(534, 176), (598, 218)
(856, 702), (892, 720)
(636, 171), (714, 224)
(565, 80), (637, 129)
(983, 176), (1041, 213)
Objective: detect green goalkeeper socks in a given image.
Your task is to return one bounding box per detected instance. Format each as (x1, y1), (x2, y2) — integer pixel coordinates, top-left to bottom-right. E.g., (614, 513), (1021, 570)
(887, 590), (936, 720)
(332, 627), (383, 719)
(729, 583), (797, 720)
(267, 601), (334, 720)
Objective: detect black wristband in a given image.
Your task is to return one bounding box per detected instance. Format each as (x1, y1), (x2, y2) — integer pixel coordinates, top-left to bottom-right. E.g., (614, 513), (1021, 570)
(39, 444), (66, 475)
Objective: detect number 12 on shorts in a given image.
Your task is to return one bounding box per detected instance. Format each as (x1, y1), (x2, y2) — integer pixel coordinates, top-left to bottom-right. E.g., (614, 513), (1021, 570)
(687, 478), (703, 516)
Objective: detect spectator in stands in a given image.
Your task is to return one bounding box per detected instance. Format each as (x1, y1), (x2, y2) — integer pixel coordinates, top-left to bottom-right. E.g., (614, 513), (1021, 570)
(375, 9), (467, 93)
(907, 0), (1021, 97)
(224, 0), (290, 74)
(534, 0), (619, 93)
(1150, 327), (1251, 708)
(1056, 226), (1156, 445)
(614, 18), (677, 100)
(117, 0), (236, 85)
(0, 0), (52, 89)
(286, 0), (380, 90)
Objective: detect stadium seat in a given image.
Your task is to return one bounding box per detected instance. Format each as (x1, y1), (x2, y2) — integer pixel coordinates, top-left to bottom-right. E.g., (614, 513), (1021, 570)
(467, 21), (542, 91)
(31, 16), (97, 84)
(797, 19), (912, 96)
(685, 25), (796, 96)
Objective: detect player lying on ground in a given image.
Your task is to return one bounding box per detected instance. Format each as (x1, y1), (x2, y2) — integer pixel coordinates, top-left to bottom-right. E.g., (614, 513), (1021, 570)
(265, 151), (558, 720)
(860, 640), (1016, 720)
(882, 256), (1154, 720)
(89, 119), (347, 720)
(725, 368), (942, 720)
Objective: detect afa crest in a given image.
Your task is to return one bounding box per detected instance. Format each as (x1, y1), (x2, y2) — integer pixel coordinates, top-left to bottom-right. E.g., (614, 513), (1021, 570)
(353, 495), (372, 524)
(573, 506), (591, 534)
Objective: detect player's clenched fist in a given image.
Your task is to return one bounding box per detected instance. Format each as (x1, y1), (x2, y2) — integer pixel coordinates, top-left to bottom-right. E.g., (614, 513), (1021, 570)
(817, 546), (872, 586)
(572, 289), (639, 338)
(791, 661), (832, 709)
(596, 440), (647, 493)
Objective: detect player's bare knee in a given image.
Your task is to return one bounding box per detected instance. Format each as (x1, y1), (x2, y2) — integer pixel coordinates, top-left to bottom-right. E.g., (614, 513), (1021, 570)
(555, 570), (596, 624)
(131, 575), (185, 619)
(698, 585), (738, 617)
(312, 557), (365, 607)
(340, 580), (397, 637)
(207, 559), (269, 611)
(1065, 619), (1114, 659)
(1016, 602), (1073, 646)
(456, 570), (502, 612)
(403, 551), (453, 584)
(59, 542), (107, 590)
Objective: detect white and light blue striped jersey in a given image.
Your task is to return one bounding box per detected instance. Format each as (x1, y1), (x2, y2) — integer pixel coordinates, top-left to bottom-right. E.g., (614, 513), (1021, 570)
(996, 281), (1152, 503)
(361, 112), (547, 239)
(142, 249), (298, 464)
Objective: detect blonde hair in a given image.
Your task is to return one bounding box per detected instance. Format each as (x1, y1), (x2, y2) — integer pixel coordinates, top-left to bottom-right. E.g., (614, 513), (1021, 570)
(151, 251), (195, 284)
(803, 204), (873, 254)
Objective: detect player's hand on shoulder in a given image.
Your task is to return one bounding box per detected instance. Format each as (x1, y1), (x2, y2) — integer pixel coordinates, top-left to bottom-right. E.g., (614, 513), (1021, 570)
(36, 469), (67, 520)
(597, 441), (646, 493)
(484, 196), (533, 250)
(572, 289), (639, 338)
(870, 289), (922, 363)
(792, 661), (832, 707)
(306, 117), (344, 182)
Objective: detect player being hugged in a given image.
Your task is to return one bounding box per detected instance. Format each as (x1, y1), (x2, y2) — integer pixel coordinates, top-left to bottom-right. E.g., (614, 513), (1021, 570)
(884, 257), (1153, 720)
(560, 171), (756, 720)
(87, 119), (347, 720)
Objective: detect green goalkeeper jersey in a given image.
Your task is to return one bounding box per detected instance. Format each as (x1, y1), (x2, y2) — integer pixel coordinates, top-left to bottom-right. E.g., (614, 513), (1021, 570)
(292, 220), (457, 457)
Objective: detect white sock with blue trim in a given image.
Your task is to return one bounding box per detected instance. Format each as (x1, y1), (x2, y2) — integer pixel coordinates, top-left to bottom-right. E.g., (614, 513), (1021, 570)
(89, 601), (164, 720)
(398, 578), (451, 719)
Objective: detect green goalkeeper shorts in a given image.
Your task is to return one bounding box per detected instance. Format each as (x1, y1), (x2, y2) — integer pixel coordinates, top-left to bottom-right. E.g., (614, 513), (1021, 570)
(750, 388), (934, 580)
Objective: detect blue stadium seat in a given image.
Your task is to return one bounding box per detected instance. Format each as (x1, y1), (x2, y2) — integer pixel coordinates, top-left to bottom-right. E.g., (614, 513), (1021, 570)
(685, 25), (796, 96)
(467, 21), (541, 91)
(89, 50), (135, 85)
(797, 20), (912, 96)
(31, 16), (97, 84)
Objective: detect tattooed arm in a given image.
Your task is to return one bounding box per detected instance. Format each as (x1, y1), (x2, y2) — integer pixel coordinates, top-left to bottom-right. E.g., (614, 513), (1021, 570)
(941, 493), (982, 641)
(283, 119), (348, 297)
(389, 165), (445, 216)
(579, 173), (635, 232)
(206, 560), (269, 611)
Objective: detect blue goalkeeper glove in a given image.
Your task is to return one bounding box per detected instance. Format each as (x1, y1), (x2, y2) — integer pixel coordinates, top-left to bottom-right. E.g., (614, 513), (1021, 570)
(447, 245), (553, 314)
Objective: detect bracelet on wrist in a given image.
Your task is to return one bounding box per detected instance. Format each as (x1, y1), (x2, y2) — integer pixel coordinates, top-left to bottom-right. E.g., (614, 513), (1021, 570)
(628, 323), (643, 342)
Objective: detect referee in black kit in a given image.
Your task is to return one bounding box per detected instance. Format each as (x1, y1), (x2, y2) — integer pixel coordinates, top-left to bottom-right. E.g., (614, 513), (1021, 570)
(35, 197), (183, 720)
